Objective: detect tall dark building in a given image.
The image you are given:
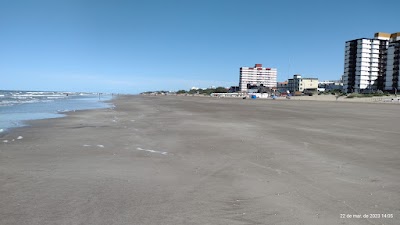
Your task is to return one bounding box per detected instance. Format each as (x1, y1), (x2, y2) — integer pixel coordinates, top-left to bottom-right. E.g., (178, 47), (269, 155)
(385, 33), (400, 93)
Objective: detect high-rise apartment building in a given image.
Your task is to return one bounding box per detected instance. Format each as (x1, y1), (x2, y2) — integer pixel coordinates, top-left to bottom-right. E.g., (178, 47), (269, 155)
(385, 32), (400, 92)
(343, 32), (400, 93)
(343, 33), (389, 93)
(239, 64), (277, 92)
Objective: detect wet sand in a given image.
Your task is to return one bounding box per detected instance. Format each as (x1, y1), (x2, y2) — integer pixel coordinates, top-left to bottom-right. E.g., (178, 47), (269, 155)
(1, 95), (399, 225)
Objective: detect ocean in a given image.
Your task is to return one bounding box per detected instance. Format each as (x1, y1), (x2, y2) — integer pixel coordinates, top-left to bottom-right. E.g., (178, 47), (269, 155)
(0, 90), (113, 133)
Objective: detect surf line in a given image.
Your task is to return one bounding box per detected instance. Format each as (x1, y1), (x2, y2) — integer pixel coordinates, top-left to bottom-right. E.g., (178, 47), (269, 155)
(136, 147), (168, 155)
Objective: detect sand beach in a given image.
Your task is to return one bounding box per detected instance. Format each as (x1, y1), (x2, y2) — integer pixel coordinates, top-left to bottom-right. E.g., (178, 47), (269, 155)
(0, 95), (399, 225)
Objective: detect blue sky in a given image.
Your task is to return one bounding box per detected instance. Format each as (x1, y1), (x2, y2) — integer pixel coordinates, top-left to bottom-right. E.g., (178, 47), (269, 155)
(0, 0), (399, 93)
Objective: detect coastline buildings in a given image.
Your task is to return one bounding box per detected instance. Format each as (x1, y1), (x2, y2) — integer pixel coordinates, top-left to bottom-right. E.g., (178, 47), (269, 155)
(287, 74), (318, 93)
(277, 81), (288, 93)
(276, 75), (319, 94)
(239, 64), (277, 92)
(385, 33), (400, 92)
(318, 80), (343, 92)
(343, 32), (389, 93)
(343, 32), (400, 93)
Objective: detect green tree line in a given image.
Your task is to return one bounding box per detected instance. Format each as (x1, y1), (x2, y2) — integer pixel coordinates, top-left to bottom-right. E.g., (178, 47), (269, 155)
(176, 87), (228, 95)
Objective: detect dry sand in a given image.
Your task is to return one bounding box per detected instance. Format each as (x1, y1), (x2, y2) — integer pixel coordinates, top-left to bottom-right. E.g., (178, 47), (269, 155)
(1, 95), (399, 225)
(290, 94), (400, 103)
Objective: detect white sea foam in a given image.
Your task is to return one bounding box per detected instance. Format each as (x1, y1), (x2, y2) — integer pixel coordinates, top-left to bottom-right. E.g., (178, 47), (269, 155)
(13, 93), (65, 98)
(83, 144), (91, 147)
(0, 99), (50, 106)
(136, 147), (168, 155)
(17, 136), (23, 140)
(97, 145), (105, 148)
(46, 96), (66, 99)
(3, 140), (8, 143)
(0, 90), (112, 131)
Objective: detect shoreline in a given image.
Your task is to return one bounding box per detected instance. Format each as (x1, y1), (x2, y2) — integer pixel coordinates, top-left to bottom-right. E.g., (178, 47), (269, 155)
(1, 95), (399, 225)
(0, 96), (117, 139)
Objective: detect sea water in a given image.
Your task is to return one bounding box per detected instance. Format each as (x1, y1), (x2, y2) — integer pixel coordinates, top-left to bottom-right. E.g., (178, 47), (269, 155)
(0, 90), (113, 133)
